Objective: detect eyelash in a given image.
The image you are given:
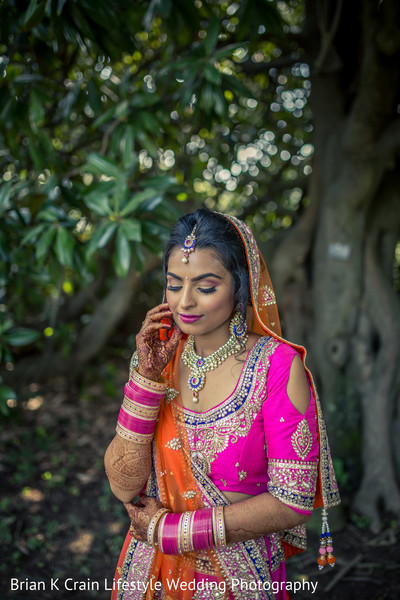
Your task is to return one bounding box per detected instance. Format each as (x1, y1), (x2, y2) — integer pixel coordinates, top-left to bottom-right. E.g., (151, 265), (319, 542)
(166, 285), (216, 295)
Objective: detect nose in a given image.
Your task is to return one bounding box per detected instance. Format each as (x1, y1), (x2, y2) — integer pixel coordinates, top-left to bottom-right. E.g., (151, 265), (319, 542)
(179, 283), (195, 310)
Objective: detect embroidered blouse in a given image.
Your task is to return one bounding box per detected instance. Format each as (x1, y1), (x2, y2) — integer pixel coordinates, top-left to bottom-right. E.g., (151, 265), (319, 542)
(174, 336), (319, 515)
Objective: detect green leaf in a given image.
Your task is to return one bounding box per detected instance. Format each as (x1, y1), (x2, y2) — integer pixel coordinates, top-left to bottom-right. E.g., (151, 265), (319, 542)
(83, 153), (119, 177)
(36, 226), (56, 260)
(36, 208), (60, 222)
(21, 224), (46, 246)
(138, 111), (160, 135)
(29, 88), (45, 129)
(87, 79), (102, 115)
(55, 227), (74, 267)
(136, 131), (158, 158)
(4, 328), (41, 346)
(122, 126), (136, 170)
(204, 62), (222, 85)
(0, 319), (13, 335)
(23, 0), (46, 29)
(86, 221), (118, 257)
(120, 218), (141, 242)
(83, 192), (113, 216)
(93, 106), (116, 129)
(113, 172), (128, 213)
(0, 181), (12, 216)
(120, 188), (160, 217)
(213, 43), (245, 60)
(28, 137), (45, 170)
(115, 100), (130, 119)
(140, 176), (177, 190)
(204, 17), (219, 55)
(114, 229), (131, 278)
(200, 82), (215, 112)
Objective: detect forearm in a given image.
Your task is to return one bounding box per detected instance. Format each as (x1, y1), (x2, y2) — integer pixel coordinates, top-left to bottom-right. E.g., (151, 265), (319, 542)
(104, 435), (152, 503)
(224, 492), (310, 544)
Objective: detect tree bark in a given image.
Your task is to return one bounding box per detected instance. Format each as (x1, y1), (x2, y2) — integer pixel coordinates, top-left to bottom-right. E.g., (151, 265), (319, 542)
(306, 0), (400, 527)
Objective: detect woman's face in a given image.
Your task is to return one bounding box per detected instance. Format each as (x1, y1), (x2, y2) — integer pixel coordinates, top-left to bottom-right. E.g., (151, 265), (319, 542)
(166, 247), (235, 338)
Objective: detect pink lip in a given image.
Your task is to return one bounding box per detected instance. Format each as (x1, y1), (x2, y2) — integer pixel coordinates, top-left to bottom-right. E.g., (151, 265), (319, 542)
(179, 314), (202, 323)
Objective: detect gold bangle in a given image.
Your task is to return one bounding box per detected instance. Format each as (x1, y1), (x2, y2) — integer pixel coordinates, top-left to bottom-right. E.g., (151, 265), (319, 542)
(180, 511), (194, 554)
(212, 506), (226, 549)
(115, 424), (154, 444)
(122, 397), (160, 420)
(147, 508), (170, 547)
(131, 369), (167, 394)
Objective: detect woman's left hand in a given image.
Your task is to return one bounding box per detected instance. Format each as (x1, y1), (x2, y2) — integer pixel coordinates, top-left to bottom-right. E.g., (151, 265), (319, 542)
(124, 495), (163, 542)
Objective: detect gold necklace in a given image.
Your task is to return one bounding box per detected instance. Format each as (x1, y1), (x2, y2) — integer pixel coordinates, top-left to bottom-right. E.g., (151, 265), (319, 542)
(181, 332), (248, 403)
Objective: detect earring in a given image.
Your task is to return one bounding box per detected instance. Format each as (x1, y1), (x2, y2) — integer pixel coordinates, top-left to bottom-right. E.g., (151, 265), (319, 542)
(229, 304), (247, 345)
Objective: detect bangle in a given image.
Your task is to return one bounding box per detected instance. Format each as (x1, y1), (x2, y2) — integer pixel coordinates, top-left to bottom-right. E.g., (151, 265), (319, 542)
(115, 371), (166, 443)
(212, 506), (227, 549)
(158, 513), (181, 555)
(147, 508), (170, 547)
(131, 369), (167, 395)
(158, 508), (215, 555)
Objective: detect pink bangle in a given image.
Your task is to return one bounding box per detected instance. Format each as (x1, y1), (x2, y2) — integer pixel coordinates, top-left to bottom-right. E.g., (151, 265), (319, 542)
(158, 513), (181, 555)
(115, 371), (166, 443)
(158, 508), (215, 555)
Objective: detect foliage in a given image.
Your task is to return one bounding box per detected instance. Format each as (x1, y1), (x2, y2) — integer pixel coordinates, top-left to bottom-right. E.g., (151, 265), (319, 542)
(0, 0), (313, 390)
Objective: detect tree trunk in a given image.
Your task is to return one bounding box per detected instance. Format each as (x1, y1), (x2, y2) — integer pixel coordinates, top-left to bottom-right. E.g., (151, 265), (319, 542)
(272, 0), (400, 528)
(309, 0), (400, 527)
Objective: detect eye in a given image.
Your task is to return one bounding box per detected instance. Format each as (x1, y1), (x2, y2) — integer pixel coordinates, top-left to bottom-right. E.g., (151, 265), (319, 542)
(198, 287), (216, 294)
(167, 285), (182, 292)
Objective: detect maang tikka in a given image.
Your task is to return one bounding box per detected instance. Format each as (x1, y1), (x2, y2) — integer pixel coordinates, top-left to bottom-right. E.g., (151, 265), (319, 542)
(181, 225), (197, 263)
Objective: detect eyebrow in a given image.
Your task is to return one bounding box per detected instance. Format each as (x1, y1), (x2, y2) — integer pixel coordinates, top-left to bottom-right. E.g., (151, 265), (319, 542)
(167, 272), (223, 282)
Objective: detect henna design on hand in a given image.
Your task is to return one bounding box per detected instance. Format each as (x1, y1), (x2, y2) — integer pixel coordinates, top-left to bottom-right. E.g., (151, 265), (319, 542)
(124, 495), (163, 542)
(136, 303), (182, 381)
(104, 436), (152, 494)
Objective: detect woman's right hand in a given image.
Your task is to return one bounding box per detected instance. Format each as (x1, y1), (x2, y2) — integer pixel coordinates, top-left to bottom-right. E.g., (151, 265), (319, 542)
(136, 303), (182, 381)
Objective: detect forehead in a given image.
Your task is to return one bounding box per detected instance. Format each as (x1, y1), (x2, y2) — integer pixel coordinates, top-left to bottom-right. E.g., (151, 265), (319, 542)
(167, 247), (228, 277)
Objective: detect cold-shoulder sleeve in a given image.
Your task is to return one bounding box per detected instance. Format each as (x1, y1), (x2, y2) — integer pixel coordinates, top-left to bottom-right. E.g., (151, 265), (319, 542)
(263, 342), (319, 515)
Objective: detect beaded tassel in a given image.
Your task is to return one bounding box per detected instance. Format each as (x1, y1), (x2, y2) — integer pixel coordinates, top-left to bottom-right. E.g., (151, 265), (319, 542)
(317, 508), (336, 569)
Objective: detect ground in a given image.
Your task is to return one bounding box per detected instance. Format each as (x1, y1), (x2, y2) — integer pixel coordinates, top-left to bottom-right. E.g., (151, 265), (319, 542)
(1, 360), (399, 599)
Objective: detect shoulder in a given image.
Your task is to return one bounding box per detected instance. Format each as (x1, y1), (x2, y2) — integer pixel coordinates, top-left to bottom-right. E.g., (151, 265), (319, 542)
(257, 336), (298, 364)
(260, 339), (304, 383)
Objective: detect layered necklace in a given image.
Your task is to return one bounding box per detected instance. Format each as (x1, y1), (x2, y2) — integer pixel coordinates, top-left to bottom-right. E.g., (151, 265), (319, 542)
(181, 331), (248, 403)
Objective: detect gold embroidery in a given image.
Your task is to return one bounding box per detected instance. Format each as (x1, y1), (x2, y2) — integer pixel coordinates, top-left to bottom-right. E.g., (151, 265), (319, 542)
(238, 470), (247, 481)
(165, 387), (179, 404)
(291, 419), (312, 459)
(259, 284), (276, 306)
(279, 523), (307, 551)
(268, 458), (318, 512)
(165, 437), (181, 450)
(315, 394), (341, 507)
(182, 490), (197, 499)
(179, 338), (279, 474)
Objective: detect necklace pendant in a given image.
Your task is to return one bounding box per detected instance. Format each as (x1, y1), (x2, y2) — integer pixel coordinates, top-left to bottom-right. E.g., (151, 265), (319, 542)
(192, 393), (199, 403)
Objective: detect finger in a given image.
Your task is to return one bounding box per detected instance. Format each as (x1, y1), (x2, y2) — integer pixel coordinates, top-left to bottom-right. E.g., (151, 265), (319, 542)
(166, 323), (182, 347)
(124, 502), (139, 519)
(147, 310), (173, 324)
(147, 303), (170, 316)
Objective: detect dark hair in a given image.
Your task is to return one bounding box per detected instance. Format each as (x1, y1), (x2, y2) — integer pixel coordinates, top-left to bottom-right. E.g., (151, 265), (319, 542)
(163, 209), (250, 321)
